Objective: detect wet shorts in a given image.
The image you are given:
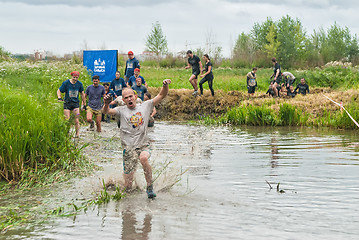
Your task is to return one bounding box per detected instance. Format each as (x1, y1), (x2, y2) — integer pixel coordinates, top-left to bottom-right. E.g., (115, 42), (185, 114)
(248, 86), (256, 94)
(64, 101), (79, 111)
(87, 107), (102, 117)
(192, 70), (200, 78)
(123, 145), (151, 174)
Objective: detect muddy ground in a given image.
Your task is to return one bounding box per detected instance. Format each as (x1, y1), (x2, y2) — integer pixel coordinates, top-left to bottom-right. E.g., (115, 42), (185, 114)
(149, 88), (359, 121)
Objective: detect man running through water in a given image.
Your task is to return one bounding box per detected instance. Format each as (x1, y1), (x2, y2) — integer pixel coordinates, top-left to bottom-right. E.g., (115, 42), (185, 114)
(57, 71), (86, 138)
(102, 79), (171, 198)
(185, 50), (202, 96)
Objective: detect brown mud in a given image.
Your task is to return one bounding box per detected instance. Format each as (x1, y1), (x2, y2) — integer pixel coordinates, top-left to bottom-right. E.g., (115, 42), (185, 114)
(149, 87), (359, 121)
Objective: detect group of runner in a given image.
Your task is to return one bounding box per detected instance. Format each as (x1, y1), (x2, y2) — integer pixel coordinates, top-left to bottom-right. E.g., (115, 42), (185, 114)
(246, 57), (310, 98)
(57, 51), (162, 199)
(56, 51), (312, 199)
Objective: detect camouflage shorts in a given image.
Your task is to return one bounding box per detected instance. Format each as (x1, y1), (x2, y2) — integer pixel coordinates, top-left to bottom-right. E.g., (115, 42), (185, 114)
(122, 146), (151, 174)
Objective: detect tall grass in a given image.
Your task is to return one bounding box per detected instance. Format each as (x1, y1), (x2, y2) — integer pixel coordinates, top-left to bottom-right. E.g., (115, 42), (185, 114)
(0, 61), (92, 185)
(203, 100), (359, 129)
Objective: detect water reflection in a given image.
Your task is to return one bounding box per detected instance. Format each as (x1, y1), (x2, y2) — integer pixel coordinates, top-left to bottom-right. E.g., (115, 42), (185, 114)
(121, 207), (152, 240)
(270, 137), (279, 168)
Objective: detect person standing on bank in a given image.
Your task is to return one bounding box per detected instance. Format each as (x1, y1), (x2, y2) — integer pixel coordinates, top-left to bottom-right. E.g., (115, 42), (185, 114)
(85, 75), (106, 132)
(247, 67), (258, 97)
(270, 58), (282, 97)
(185, 50), (202, 96)
(199, 54), (214, 97)
(124, 51), (140, 83)
(102, 79), (172, 199)
(57, 71), (86, 138)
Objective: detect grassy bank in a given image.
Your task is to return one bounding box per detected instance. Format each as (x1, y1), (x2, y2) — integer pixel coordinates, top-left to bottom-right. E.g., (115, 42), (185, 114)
(141, 62), (359, 91)
(150, 87), (359, 129)
(0, 61), (93, 186)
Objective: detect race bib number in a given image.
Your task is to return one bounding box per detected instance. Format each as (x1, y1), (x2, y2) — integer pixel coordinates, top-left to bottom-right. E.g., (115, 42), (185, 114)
(249, 78), (256, 87)
(115, 84), (122, 91)
(69, 90), (78, 98)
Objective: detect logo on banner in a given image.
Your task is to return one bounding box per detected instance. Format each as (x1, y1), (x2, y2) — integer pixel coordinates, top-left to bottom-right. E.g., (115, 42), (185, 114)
(94, 59), (105, 73)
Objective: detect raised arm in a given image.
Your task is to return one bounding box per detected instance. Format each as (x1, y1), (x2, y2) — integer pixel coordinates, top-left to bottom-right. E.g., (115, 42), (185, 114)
(152, 79), (171, 106)
(102, 94), (118, 115)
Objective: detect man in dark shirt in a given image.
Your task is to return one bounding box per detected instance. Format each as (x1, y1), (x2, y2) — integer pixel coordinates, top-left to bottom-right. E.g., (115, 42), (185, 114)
(294, 78), (310, 95)
(270, 58), (282, 97)
(110, 71), (127, 97)
(132, 78), (147, 101)
(57, 71), (86, 138)
(85, 75), (106, 132)
(124, 51), (140, 83)
(185, 50), (202, 97)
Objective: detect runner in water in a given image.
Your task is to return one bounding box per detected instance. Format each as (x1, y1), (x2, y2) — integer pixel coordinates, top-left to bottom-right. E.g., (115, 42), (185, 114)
(57, 71), (86, 138)
(85, 75), (106, 132)
(102, 79), (172, 198)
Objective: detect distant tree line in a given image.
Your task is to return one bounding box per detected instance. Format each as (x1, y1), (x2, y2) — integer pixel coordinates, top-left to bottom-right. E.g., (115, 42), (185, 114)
(231, 15), (359, 68)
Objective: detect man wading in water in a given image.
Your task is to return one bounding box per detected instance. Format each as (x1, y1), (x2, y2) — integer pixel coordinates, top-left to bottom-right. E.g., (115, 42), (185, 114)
(102, 79), (171, 198)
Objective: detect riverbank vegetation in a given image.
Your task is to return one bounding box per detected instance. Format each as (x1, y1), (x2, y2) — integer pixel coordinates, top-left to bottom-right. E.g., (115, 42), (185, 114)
(0, 61), (93, 186)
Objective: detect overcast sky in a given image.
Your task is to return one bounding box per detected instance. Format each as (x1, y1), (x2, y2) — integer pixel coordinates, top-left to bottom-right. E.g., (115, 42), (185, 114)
(1, 0), (359, 57)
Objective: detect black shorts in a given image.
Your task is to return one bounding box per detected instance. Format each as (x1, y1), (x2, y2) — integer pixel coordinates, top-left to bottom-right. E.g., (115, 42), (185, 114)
(248, 86), (256, 94)
(64, 101), (80, 111)
(192, 70), (200, 78)
(274, 77), (282, 84)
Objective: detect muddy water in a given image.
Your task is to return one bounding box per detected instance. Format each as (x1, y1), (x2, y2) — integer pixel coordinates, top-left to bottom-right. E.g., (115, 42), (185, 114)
(5, 122), (359, 240)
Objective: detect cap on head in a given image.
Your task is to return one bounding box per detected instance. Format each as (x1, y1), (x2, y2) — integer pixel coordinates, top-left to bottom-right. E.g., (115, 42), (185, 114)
(271, 57), (277, 63)
(128, 51), (134, 55)
(134, 68), (140, 72)
(186, 50), (192, 54)
(71, 71), (80, 77)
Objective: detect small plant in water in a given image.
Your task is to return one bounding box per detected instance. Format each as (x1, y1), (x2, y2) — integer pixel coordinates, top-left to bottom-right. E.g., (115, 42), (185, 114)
(112, 186), (126, 201)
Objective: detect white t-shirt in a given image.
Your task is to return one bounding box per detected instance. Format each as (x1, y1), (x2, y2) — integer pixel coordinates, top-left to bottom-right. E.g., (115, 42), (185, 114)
(115, 100), (154, 149)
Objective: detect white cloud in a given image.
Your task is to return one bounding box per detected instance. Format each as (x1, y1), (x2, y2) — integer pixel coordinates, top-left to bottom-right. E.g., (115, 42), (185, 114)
(1, 0), (359, 57)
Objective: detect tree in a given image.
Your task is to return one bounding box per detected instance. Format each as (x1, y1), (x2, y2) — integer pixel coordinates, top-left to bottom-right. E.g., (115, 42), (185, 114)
(263, 24), (280, 59)
(145, 21), (168, 57)
(276, 15), (306, 68)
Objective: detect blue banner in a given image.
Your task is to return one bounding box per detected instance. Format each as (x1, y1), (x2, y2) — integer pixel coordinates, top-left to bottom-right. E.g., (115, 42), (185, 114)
(83, 50), (118, 82)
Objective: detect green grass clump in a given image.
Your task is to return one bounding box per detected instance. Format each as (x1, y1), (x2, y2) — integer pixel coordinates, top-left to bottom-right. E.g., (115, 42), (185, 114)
(279, 103), (300, 126)
(0, 61), (93, 185)
(0, 85), (88, 184)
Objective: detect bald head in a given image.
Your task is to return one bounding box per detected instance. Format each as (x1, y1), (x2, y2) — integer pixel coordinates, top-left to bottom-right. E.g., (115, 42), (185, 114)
(122, 88), (137, 109)
(122, 88), (135, 96)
